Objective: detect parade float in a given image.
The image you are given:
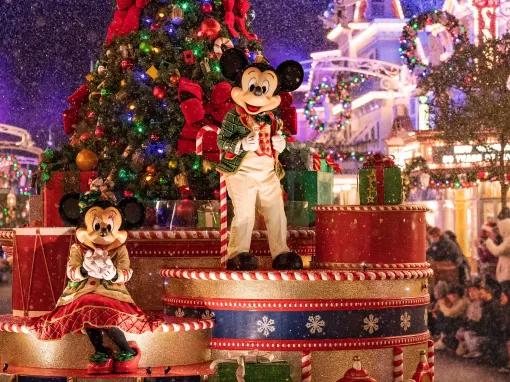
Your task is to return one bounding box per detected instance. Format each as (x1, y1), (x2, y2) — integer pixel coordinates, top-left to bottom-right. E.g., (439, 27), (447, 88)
(0, 0), (433, 381)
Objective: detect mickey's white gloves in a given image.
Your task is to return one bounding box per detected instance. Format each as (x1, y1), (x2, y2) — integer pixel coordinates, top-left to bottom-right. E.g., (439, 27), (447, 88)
(241, 132), (260, 152)
(271, 133), (286, 153)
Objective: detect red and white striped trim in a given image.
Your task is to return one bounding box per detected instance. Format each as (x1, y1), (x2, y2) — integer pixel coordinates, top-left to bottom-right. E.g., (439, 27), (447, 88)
(314, 205), (428, 212)
(219, 175), (228, 267)
(0, 230), (14, 240)
(160, 319), (215, 333)
(312, 262), (430, 270)
(128, 229), (315, 241)
(393, 346), (404, 382)
(162, 296), (431, 311)
(427, 339), (435, 377)
(0, 315), (214, 335)
(160, 268), (434, 281)
(301, 351), (312, 382)
(195, 125), (219, 156)
(211, 333), (431, 351)
(0, 321), (31, 334)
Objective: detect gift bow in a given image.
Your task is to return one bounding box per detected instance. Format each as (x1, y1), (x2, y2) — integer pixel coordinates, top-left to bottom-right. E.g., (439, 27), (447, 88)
(363, 153), (395, 169)
(105, 0), (150, 46)
(312, 153), (342, 174)
(210, 351), (282, 382)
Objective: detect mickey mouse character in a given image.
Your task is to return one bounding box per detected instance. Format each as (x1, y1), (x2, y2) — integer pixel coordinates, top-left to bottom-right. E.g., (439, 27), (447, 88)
(32, 183), (160, 374)
(217, 48), (304, 271)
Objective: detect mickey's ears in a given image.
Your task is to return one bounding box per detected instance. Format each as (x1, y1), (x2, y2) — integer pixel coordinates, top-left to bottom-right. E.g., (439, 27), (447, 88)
(276, 60), (304, 92)
(220, 48), (249, 82)
(118, 197), (145, 229)
(59, 193), (81, 226)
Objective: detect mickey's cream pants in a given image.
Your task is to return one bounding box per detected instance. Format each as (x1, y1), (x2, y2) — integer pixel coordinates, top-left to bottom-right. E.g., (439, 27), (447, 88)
(225, 152), (289, 259)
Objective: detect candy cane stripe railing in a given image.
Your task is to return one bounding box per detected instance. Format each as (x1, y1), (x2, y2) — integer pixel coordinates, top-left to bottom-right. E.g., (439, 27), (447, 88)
(196, 125), (229, 267)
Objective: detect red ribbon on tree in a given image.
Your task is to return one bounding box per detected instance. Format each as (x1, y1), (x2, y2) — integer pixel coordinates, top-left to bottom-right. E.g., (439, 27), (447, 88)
(222, 0), (257, 41)
(105, 0), (150, 46)
(363, 154), (395, 205)
(62, 84), (89, 135)
(177, 78), (235, 161)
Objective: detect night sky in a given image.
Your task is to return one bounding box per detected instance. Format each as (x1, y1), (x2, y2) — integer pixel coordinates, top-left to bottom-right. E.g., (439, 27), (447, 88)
(0, 0), (332, 146)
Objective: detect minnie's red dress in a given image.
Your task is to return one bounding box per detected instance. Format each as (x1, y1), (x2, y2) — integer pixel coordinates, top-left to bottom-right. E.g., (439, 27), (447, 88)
(32, 243), (161, 340)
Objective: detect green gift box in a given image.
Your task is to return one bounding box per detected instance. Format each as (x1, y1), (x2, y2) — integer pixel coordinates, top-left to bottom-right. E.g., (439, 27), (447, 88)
(211, 361), (291, 382)
(197, 201), (220, 229)
(358, 155), (403, 205)
(283, 170), (334, 224)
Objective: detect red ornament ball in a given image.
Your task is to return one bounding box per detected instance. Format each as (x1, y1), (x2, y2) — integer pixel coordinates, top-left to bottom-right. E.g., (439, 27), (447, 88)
(94, 126), (105, 138)
(120, 59), (133, 71)
(152, 85), (167, 100)
(123, 190), (134, 198)
(198, 18), (221, 40)
(80, 132), (92, 142)
(201, 3), (213, 13)
(150, 23), (161, 32)
(213, 189), (220, 200)
(87, 110), (96, 119)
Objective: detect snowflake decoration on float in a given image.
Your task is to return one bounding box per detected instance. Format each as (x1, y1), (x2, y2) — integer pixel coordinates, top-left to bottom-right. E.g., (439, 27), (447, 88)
(362, 314), (380, 334)
(201, 310), (215, 320)
(306, 314), (326, 334)
(174, 308), (185, 318)
(400, 312), (412, 332)
(256, 316), (276, 337)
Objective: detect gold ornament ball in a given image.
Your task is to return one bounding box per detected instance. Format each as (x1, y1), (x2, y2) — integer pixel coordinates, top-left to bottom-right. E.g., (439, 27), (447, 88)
(76, 149), (99, 171)
(168, 159), (178, 169)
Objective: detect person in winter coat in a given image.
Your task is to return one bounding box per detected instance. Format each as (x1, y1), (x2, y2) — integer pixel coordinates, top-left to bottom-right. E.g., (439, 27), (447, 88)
(427, 227), (462, 263)
(434, 285), (469, 350)
(444, 230), (471, 285)
(485, 209), (510, 284)
(455, 279), (483, 357)
(476, 222), (499, 280)
(497, 281), (510, 374)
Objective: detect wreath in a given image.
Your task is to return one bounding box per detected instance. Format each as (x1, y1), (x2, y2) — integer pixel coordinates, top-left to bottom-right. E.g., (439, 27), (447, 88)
(400, 10), (468, 72)
(304, 73), (366, 132)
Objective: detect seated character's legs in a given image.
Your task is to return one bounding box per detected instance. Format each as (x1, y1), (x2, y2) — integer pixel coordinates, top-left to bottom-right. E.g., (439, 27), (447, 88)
(104, 327), (133, 354)
(85, 328), (109, 354)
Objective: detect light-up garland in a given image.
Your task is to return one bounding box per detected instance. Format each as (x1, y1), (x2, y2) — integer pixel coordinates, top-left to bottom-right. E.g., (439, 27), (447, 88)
(305, 73), (367, 132)
(0, 154), (33, 196)
(400, 10), (468, 73)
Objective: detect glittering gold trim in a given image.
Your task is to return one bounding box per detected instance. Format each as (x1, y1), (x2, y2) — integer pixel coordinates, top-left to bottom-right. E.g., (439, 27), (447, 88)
(165, 279), (429, 300)
(0, 329), (211, 369)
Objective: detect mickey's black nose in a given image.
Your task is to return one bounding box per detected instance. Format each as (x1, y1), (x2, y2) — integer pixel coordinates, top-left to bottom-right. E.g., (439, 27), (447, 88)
(100, 228), (108, 237)
(252, 86), (263, 96)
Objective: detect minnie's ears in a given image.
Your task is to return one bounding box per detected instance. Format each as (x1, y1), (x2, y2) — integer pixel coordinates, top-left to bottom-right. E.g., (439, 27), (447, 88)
(220, 48), (249, 82)
(59, 193), (81, 226)
(118, 197), (145, 229)
(276, 60), (304, 92)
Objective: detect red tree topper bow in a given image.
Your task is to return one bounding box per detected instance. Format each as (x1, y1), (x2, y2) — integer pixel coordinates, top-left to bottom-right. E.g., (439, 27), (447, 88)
(106, 0), (150, 46)
(223, 0), (257, 40)
(363, 153), (395, 169)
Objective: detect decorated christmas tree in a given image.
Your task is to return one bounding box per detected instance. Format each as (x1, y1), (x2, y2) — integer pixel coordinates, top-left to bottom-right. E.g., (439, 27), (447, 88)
(40, 0), (266, 201)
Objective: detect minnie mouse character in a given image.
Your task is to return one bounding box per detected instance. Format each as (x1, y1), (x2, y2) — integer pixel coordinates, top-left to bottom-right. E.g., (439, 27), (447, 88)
(217, 48), (304, 271)
(32, 181), (160, 374)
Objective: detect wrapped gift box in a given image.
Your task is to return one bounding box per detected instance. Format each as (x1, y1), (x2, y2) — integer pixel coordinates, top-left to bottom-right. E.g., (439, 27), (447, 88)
(358, 155), (402, 205)
(283, 171), (334, 224)
(211, 361), (291, 382)
(43, 171), (97, 227)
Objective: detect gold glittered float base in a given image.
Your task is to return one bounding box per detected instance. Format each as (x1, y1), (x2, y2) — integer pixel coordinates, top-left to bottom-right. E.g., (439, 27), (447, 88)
(214, 343), (428, 382)
(0, 329), (211, 369)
